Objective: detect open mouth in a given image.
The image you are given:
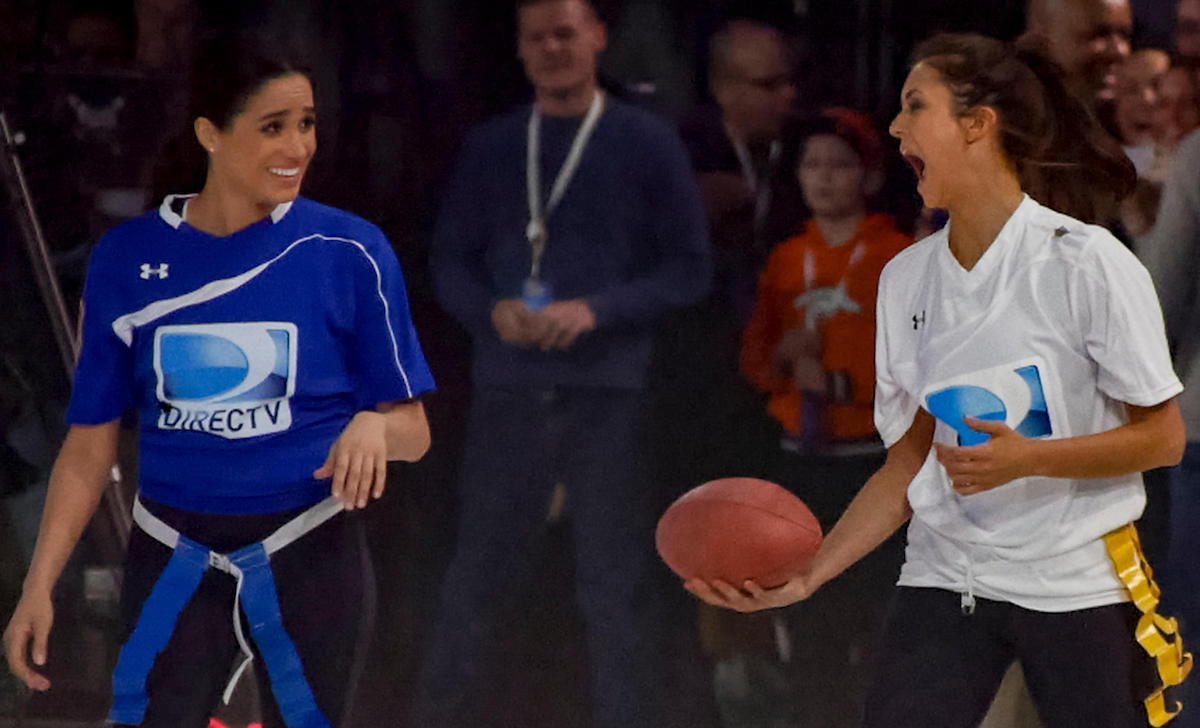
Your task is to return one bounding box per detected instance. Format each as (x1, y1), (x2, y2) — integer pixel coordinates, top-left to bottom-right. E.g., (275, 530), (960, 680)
(270, 167), (301, 178)
(903, 154), (926, 181)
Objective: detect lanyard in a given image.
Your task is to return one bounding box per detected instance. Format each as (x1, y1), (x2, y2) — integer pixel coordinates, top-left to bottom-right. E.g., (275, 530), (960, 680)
(525, 90), (605, 280)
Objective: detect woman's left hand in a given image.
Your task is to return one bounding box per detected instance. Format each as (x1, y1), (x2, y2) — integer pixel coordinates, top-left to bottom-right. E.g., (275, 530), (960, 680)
(933, 416), (1034, 495)
(314, 411), (389, 509)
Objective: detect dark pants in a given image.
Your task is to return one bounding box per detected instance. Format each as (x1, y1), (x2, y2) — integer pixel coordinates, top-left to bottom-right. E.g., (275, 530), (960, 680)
(114, 498), (375, 728)
(706, 451), (902, 728)
(1162, 443), (1200, 728)
(863, 587), (1154, 728)
(411, 385), (664, 728)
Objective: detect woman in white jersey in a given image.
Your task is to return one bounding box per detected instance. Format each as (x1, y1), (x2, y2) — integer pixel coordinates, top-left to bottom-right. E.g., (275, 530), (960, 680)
(689, 33), (1189, 727)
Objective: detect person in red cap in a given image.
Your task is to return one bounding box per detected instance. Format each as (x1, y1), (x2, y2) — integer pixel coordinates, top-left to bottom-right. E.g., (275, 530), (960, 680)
(736, 106), (911, 725)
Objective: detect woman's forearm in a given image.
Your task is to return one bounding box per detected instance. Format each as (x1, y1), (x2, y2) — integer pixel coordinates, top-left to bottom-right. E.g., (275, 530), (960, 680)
(22, 422), (120, 596)
(377, 400), (431, 462)
(807, 410), (934, 592)
(1027, 399), (1184, 479)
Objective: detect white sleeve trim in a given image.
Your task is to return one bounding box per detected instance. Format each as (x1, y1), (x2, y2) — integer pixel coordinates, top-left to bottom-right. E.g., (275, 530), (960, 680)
(111, 234), (415, 397)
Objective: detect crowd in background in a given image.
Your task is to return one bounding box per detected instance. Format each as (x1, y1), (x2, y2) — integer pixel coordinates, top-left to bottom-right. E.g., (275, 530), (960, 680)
(2, 0), (1200, 726)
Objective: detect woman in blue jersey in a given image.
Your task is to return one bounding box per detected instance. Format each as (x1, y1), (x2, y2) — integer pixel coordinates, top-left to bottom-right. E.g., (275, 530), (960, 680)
(689, 33), (1189, 727)
(3, 35), (435, 728)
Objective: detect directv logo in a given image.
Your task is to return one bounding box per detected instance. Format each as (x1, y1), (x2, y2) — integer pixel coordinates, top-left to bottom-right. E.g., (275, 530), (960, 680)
(153, 322), (298, 439)
(924, 360), (1053, 447)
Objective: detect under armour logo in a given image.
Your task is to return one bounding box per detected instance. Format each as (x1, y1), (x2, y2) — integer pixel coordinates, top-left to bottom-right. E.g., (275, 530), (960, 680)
(913, 311), (926, 330)
(140, 263), (169, 280)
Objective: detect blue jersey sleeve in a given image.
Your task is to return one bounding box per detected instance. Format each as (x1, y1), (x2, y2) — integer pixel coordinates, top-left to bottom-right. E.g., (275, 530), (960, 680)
(66, 237), (136, 424)
(351, 230), (436, 408)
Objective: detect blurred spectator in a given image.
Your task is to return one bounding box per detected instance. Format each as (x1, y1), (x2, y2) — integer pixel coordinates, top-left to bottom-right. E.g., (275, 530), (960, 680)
(64, 8), (136, 67)
(1113, 49), (1170, 237)
(1157, 65), (1200, 148)
(1027, 0), (1176, 575)
(1112, 47), (1200, 246)
(601, 1), (697, 116)
(1025, 0), (1135, 238)
(655, 18), (803, 504)
(732, 108), (909, 727)
(133, 0), (197, 72)
(411, 1), (711, 727)
(1025, 0), (1133, 107)
(14, 5), (167, 304)
(1178, 0), (1200, 63)
(1138, 127), (1200, 728)
(1, 6), (144, 566)
(653, 22), (806, 728)
(1113, 49), (1169, 176)
(686, 18), (801, 302)
(744, 109), (909, 468)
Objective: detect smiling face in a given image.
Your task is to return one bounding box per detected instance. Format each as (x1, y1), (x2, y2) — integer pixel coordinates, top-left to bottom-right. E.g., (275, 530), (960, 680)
(1114, 50), (1169, 145)
(889, 62), (972, 210)
(1035, 0), (1132, 102)
(199, 73), (316, 213)
(517, 0), (606, 104)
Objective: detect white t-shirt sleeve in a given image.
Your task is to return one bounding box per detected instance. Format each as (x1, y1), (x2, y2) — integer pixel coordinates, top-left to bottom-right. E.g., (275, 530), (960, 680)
(874, 271), (919, 447)
(1080, 233), (1182, 407)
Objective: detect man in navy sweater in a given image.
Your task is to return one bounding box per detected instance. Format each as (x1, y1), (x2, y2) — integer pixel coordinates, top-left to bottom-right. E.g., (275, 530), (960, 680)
(412, 0), (711, 726)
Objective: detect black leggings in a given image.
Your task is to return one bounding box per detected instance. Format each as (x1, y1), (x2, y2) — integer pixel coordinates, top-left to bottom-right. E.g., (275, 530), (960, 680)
(113, 497), (375, 728)
(863, 587), (1157, 728)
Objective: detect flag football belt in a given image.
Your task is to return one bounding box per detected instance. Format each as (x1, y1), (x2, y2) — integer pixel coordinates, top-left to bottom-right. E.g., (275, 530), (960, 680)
(108, 494), (345, 728)
(1105, 522), (1193, 726)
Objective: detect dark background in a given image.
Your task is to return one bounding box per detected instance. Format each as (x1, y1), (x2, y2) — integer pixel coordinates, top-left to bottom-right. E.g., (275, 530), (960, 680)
(0, 0), (1182, 725)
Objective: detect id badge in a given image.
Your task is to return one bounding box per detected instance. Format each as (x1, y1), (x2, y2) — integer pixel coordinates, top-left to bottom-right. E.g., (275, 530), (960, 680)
(522, 277), (553, 311)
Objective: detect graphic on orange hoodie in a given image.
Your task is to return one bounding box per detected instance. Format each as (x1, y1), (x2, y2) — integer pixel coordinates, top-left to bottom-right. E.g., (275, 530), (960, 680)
(741, 214), (910, 442)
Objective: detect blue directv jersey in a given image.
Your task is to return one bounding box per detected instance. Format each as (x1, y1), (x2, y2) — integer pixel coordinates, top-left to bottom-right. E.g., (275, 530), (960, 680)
(66, 195), (436, 514)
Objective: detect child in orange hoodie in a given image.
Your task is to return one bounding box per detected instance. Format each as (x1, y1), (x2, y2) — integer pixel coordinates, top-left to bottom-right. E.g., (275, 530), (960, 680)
(742, 107), (910, 524)
(734, 107), (911, 725)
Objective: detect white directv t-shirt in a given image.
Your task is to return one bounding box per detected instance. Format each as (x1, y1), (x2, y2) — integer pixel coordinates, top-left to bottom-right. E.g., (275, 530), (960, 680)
(875, 195), (1182, 612)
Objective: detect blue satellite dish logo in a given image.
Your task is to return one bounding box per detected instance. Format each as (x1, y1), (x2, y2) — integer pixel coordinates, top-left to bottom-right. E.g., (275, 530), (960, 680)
(925, 363), (1052, 446)
(153, 323), (297, 439)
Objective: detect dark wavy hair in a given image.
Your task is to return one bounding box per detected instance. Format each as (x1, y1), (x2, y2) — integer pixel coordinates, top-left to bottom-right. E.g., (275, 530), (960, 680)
(911, 33), (1135, 225)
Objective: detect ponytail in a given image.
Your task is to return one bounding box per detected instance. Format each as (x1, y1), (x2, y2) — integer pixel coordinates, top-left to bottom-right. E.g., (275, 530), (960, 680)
(912, 33), (1135, 225)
